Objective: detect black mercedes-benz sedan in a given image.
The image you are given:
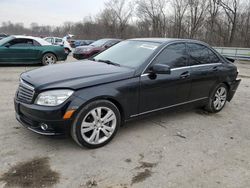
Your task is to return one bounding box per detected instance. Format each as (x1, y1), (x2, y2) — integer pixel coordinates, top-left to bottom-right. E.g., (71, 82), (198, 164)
(14, 38), (241, 148)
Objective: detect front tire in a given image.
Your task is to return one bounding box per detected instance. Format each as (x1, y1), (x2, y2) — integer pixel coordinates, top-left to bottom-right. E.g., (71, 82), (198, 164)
(42, 53), (57, 66)
(205, 83), (228, 113)
(71, 100), (121, 149)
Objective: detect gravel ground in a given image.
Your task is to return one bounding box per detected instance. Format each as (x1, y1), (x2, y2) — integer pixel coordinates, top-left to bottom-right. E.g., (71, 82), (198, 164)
(0, 56), (250, 188)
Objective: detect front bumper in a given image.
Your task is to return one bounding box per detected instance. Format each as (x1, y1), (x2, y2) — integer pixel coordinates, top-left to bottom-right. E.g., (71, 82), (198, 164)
(14, 99), (74, 135)
(228, 79), (241, 101)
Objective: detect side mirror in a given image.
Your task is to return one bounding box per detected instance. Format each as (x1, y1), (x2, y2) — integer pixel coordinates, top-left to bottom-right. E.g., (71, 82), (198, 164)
(151, 64), (171, 74)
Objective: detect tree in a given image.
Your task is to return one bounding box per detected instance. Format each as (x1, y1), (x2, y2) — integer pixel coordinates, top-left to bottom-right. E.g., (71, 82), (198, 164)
(187, 0), (208, 38)
(1, 0), (250, 47)
(171, 0), (188, 38)
(136, 0), (168, 37)
(104, 0), (133, 38)
(206, 0), (220, 45)
(97, 8), (118, 37)
(217, 0), (240, 46)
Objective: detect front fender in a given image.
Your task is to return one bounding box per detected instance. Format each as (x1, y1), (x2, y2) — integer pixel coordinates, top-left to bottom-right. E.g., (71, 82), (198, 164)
(72, 77), (140, 120)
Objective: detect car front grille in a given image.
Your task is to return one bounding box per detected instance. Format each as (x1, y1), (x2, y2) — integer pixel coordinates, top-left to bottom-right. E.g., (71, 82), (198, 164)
(16, 79), (35, 104)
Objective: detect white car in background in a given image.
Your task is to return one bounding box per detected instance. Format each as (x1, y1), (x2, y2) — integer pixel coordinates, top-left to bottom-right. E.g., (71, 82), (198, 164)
(44, 37), (72, 54)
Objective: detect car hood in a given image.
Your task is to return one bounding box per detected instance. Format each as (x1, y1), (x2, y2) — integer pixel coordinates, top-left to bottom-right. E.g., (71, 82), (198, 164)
(21, 61), (135, 91)
(74, 45), (100, 53)
(77, 45), (92, 48)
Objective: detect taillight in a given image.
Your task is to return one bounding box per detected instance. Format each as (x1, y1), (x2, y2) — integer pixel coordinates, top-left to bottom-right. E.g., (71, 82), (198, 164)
(64, 48), (69, 54)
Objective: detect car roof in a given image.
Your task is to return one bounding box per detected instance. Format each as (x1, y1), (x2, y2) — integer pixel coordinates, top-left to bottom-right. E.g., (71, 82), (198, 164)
(129, 38), (208, 45)
(13, 35), (40, 40)
(44, 37), (62, 39)
(98, 38), (122, 41)
(12, 35), (52, 46)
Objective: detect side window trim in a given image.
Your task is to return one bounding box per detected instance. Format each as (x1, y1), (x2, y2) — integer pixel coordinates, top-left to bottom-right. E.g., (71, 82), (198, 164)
(142, 42), (223, 76)
(141, 62), (223, 77)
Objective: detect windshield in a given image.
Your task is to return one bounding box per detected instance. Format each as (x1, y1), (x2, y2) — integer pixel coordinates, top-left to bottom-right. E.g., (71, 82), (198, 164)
(91, 39), (109, 47)
(0, 36), (14, 46)
(93, 40), (160, 68)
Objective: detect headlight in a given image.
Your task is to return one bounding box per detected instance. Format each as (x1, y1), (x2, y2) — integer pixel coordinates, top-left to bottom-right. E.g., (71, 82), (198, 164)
(35, 90), (74, 106)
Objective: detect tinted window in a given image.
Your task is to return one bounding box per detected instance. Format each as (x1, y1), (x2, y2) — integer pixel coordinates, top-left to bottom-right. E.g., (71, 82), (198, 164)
(208, 49), (220, 63)
(153, 43), (187, 68)
(187, 43), (220, 65)
(33, 40), (41, 46)
(7, 39), (35, 47)
(55, 38), (62, 43)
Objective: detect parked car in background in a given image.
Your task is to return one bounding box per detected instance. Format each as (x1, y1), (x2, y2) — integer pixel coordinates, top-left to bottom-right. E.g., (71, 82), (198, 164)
(63, 34), (75, 51)
(0, 33), (8, 40)
(0, 35), (67, 65)
(44, 37), (63, 46)
(14, 38), (240, 148)
(69, 40), (76, 48)
(73, 38), (122, 60)
(74, 40), (95, 48)
(44, 37), (72, 54)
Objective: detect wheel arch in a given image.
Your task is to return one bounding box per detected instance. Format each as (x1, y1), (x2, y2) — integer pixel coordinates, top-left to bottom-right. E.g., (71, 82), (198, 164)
(222, 81), (230, 90)
(42, 51), (58, 61)
(75, 96), (125, 124)
(209, 81), (231, 102)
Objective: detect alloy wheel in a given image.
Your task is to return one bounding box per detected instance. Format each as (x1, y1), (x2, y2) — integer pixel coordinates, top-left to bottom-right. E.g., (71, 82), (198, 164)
(44, 55), (56, 65)
(213, 86), (227, 110)
(80, 107), (117, 145)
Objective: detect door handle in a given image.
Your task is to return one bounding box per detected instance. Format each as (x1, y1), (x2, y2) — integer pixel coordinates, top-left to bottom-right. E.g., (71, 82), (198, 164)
(180, 71), (190, 79)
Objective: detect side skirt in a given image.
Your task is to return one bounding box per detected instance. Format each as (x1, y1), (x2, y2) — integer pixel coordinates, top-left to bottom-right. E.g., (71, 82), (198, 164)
(130, 97), (208, 118)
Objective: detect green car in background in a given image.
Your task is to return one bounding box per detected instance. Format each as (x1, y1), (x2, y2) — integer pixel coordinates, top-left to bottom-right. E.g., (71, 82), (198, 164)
(0, 35), (68, 65)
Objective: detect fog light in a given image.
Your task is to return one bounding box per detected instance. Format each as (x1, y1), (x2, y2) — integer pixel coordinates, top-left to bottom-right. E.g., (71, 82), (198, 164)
(40, 123), (48, 131)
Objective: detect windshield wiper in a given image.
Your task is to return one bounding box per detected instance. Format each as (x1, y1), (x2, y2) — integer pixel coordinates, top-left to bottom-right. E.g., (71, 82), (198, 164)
(97, 59), (120, 67)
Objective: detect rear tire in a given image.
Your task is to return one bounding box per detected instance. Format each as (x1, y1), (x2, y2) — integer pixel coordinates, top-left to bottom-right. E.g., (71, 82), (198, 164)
(205, 83), (228, 113)
(42, 53), (57, 66)
(71, 100), (121, 149)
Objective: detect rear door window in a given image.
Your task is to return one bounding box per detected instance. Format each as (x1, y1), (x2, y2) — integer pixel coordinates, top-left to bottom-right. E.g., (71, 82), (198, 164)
(33, 40), (41, 46)
(187, 43), (220, 65)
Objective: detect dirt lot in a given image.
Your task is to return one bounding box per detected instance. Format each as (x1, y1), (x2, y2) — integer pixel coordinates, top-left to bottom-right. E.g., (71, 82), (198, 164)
(0, 56), (250, 188)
